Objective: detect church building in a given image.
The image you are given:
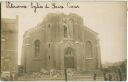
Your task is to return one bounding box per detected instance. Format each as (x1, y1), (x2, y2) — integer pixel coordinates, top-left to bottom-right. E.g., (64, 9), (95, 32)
(21, 13), (101, 73)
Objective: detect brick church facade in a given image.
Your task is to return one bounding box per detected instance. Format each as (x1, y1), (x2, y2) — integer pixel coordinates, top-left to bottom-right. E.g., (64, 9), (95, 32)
(21, 13), (101, 73)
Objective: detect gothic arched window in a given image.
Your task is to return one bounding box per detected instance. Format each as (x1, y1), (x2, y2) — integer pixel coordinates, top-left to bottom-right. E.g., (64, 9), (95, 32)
(65, 47), (73, 56)
(86, 41), (93, 58)
(64, 25), (68, 38)
(34, 40), (40, 57)
(48, 24), (51, 28)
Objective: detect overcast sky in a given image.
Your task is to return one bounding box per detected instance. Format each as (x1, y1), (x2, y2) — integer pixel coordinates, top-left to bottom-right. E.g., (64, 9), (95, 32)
(2, 1), (127, 65)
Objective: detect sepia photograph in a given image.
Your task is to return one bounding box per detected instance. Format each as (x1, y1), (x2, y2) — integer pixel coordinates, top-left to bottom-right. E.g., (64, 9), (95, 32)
(1, 1), (127, 81)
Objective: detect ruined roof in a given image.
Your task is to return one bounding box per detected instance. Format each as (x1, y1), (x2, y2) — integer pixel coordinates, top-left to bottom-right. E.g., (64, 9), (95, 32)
(24, 13), (98, 37)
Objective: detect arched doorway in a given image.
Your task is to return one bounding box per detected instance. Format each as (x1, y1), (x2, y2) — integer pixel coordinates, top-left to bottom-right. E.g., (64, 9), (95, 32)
(64, 47), (75, 68)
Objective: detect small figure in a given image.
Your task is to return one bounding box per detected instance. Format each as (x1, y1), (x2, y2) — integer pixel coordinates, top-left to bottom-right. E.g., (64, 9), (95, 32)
(108, 73), (112, 81)
(103, 72), (107, 81)
(93, 73), (97, 80)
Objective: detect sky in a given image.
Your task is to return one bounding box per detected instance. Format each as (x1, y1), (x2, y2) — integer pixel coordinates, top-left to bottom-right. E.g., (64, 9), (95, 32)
(1, 1), (127, 65)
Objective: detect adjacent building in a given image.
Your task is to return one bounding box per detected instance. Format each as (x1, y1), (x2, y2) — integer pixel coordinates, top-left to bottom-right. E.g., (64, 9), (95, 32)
(1, 16), (18, 76)
(21, 13), (101, 73)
